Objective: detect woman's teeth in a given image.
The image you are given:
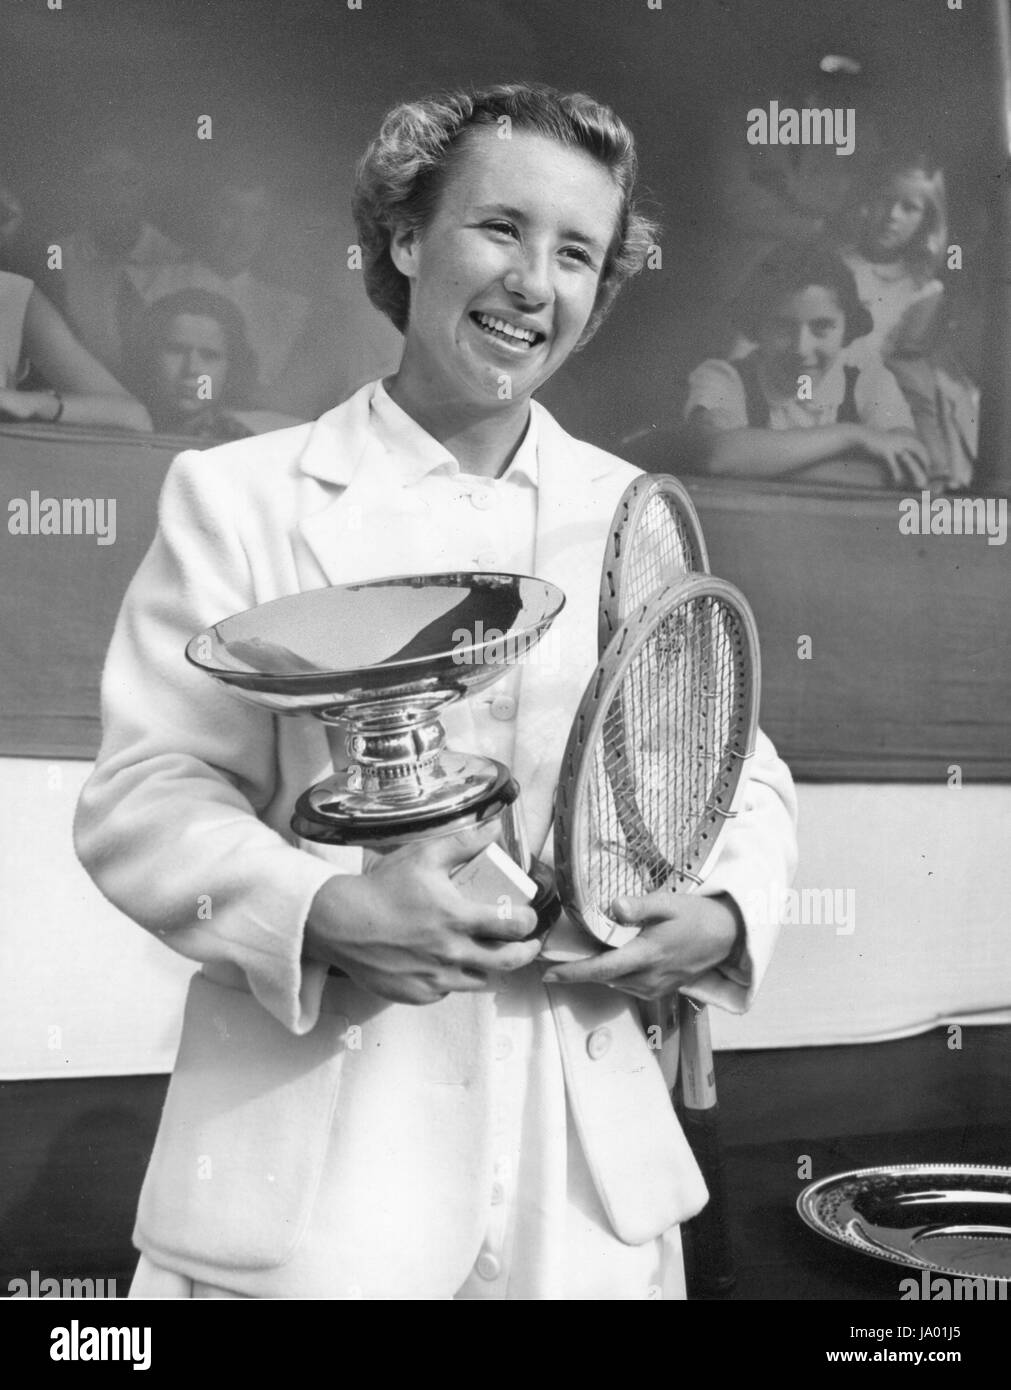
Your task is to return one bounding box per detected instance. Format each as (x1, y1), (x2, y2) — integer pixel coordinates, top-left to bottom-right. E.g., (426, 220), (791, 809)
(473, 312), (541, 348)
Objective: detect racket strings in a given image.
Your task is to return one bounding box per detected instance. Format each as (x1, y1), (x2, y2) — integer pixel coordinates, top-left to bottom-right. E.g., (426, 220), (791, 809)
(579, 597), (748, 915)
(622, 493), (703, 615)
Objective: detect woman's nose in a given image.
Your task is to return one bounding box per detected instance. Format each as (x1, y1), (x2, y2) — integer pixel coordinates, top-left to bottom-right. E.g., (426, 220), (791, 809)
(504, 248), (553, 304)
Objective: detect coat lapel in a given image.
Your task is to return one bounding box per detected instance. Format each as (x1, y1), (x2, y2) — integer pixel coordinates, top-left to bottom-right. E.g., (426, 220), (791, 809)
(295, 384), (443, 589)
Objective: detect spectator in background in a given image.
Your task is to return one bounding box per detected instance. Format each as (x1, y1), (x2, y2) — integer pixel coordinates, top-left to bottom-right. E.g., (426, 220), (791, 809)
(685, 243), (927, 486)
(0, 180), (152, 433)
(133, 171), (311, 395)
(50, 141), (182, 376)
(841, 154), (978, 487)
(709, 65), (882, 357)
(126, 289), (301, 439)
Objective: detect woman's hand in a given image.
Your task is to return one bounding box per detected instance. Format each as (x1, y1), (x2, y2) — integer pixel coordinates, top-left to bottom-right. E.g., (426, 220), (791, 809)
(853, 426), (930, 487)
(540, 892), (742, 1000)
(304, 821), (542, 1005)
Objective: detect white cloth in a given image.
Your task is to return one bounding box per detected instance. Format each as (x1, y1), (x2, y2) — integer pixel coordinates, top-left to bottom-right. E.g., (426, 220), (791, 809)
(0, 269), (32, 388)
(842, 252), (978, 486)
(129, 963), (686, 1301)
(842, 252), (943, 361)
(685, 353), (915, 434)
(74, 380), (797, 1297)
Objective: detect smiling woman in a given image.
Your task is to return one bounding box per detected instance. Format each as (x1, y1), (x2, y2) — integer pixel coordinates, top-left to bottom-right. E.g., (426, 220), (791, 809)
(352, 83), (658, 475)
(73, 80), (798, 1301)
(385, 128), (621, 459)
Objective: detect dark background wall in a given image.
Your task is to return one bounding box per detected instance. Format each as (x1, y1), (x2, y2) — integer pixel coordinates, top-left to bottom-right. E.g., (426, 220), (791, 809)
(1, 0), (995, 447)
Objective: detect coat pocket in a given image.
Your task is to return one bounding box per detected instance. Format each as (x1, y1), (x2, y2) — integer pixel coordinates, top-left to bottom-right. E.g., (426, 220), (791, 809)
(550, 984), (709, 1244)
(135, 973), (349, 1271)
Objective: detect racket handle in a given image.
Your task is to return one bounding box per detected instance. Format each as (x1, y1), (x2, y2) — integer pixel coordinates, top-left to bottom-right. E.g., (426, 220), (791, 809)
(677, 1001), (736, 1296)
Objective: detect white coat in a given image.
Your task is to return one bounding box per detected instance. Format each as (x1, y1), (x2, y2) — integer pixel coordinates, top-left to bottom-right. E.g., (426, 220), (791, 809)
(74, 381), (798, 1296)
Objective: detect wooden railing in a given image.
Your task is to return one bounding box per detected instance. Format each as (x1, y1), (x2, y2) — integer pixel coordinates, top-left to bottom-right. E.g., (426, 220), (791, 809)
(684, 474), (1010, 779)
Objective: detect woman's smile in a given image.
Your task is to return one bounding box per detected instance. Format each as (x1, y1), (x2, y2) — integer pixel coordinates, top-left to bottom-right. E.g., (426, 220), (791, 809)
(469, 310), (547, 352)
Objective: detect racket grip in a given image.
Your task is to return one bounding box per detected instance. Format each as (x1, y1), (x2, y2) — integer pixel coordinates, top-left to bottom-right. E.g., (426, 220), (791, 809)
(677, 1001), (736, 1295)
(677, 1098), (737, 1296)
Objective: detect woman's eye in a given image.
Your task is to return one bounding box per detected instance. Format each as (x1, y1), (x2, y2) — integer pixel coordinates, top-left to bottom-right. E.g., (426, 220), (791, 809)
(485, 220), (518, 237)
(560, 246), (593, 267)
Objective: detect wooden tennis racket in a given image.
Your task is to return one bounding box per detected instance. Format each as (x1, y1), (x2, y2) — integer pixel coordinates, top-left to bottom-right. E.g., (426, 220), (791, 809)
(567, 475), (754, 1294)
(597, 474), (741, 1295)
(554, 577), (758, 1295)
(555, 575), (759, 927)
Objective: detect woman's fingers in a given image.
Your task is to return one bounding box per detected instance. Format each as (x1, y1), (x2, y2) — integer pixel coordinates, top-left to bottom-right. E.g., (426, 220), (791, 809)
(608, 890), (677, 927)
(465, 936), (544, 973)
(894, 448), (927, 487)
(422, 819), (502, 872)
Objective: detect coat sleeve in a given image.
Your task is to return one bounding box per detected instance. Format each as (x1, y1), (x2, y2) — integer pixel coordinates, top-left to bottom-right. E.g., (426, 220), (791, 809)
(685, 727), (798, 1013)
(73, 450), (339, 1035)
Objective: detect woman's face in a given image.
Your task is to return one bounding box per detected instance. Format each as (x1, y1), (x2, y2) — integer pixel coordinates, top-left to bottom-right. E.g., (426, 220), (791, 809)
(153, 313), (231, 419)
(863, 173), (928, 258)
(390, 126), (623, 415)
(759, 285), (846, 392)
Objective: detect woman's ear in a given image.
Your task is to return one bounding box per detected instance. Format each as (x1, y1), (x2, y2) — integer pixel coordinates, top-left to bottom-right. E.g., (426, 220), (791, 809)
(389, 221), (420, 279)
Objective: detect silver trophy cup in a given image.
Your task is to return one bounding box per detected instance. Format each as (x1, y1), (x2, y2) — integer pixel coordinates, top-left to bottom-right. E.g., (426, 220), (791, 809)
(186, 571), (565, 930)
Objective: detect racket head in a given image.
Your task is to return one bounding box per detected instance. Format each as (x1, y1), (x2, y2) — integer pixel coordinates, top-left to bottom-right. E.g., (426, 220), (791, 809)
(555, 575), (760, 948)
(598, 473), (710, 653)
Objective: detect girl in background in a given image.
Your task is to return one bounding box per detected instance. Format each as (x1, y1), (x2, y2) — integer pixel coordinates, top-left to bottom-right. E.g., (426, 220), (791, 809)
(685, 243), (929, 486)
(842, 156), (978, 487)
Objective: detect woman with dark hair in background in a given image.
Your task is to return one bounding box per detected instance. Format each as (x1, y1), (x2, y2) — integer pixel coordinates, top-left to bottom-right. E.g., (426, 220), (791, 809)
(685, 243), (929, 484)
(127, 288), (300, 438)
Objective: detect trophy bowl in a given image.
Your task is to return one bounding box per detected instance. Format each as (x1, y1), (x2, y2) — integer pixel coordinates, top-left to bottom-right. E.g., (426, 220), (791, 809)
(186, 572), (565, 847)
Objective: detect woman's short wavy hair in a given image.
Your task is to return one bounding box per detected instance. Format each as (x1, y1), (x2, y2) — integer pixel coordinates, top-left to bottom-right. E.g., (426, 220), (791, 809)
(353, 82), (659, 345)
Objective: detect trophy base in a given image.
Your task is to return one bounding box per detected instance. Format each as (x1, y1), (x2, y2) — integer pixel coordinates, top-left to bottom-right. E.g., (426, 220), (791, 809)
(292, 754), (519, 847)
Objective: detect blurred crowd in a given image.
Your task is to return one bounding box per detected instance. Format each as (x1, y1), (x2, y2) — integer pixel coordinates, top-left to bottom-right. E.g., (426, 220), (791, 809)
(670, 70), (983, 490)
(0, 93), (986, 487)
(0, 138), (399, 441)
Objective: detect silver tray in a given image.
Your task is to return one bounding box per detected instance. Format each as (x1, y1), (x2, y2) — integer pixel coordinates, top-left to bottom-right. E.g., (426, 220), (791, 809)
(797, 1164), (1011, 1280)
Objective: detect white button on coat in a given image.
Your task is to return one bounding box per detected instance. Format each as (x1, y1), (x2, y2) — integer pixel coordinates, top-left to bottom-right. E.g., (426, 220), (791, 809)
(476, 1252), (502, 1280)
(586, 1027), (613, 1060)
(493, 1034), (513, 1061)
(471, 489), (494, 510)
(490, 695), (517, 721)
